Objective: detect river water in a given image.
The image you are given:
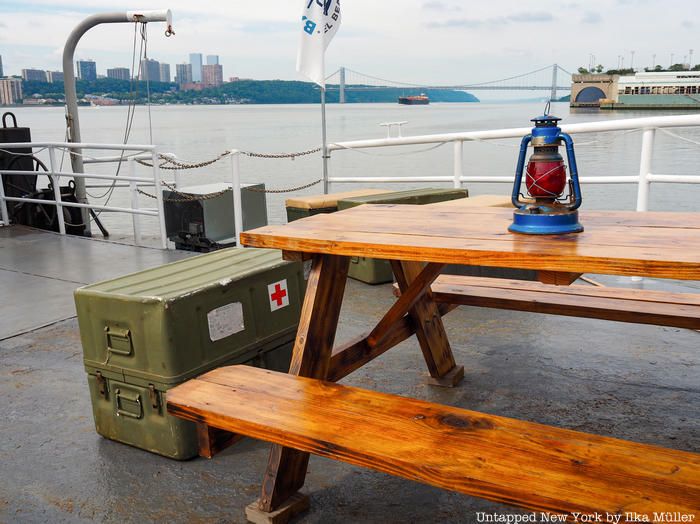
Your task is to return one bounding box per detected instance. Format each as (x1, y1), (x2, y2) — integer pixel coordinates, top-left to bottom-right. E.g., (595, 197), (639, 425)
(7, 102), (700, 239)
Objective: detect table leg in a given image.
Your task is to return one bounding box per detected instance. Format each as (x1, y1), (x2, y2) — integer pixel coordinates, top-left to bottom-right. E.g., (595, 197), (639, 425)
(391, 260), (464, 387)
(247, 254), (349, 523)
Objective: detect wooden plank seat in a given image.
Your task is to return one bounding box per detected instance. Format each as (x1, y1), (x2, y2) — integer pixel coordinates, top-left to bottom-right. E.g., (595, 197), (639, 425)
(394, 275), (700, 330)
(167, 365), (700, 518)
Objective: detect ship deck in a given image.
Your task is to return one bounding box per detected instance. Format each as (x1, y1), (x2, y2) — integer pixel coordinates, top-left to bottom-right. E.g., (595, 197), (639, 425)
(0, 225), (698, 523)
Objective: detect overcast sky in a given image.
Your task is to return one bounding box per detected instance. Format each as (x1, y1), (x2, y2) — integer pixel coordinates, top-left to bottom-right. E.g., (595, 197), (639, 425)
(0, 0), (697, 85)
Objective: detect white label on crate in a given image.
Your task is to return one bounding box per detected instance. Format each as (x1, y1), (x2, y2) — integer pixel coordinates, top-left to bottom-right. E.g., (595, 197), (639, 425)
(207, 302), (245, 342)
(268, 279), (289, 312)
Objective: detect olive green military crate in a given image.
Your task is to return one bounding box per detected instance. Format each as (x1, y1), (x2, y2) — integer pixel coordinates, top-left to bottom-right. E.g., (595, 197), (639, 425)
(285, 188), (387, 222)
(75, 247), (306, 460)
(337, 188), (469, 284)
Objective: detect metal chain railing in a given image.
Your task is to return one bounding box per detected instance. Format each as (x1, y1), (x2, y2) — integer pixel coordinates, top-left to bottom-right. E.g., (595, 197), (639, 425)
(134, 147), (325, 201)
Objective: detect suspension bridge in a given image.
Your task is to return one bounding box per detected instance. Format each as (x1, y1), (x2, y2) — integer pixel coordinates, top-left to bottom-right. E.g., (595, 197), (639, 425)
(325, 64), (572, 103)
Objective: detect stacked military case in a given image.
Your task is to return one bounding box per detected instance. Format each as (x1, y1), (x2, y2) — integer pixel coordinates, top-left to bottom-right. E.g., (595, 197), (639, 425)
(75, 248), (305, 460)
(285, 188), (387, 223)
(337, 188), (468, 284)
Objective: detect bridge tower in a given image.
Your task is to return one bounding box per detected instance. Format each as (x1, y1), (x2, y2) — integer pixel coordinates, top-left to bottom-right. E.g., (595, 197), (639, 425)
(339, 67), (346, 104)
(550, 64), (558, 101)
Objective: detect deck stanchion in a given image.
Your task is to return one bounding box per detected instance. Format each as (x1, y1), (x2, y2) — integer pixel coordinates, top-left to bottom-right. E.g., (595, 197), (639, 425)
(230, 151), (243, 247)
(128, 158), (142, 246)
(453, 140), (463, 189)
(0, 172), (9, 225)
(151, 148), (168, 250)
(636, 128), (655, 212)
(47, 146), (67, 235)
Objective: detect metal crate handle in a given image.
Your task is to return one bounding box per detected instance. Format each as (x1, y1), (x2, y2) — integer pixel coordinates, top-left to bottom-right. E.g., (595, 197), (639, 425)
(104, 326), (133, 356)
(115, 388), (142, 419)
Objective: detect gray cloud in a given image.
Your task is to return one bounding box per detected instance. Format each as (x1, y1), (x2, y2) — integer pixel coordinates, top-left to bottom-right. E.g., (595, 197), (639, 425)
(427, 11), (554, 29)
(682, 20), (694, 29)
(581, 12), (602, 24)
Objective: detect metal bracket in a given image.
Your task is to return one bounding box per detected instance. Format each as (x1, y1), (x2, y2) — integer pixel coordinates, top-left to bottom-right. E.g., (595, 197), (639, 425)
(96, 371), (107, 398)
(148, 384), (160, 409)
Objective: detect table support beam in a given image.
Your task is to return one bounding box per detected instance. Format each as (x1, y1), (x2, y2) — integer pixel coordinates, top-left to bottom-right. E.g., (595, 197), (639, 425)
(367, 262), (444, 348)
(391, 260), (463, 385)
(328, 303), (458, 382)
(254, 254), (350, 515)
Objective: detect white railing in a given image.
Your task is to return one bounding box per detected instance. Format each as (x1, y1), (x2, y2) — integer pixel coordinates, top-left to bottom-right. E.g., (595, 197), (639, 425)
(0, 142), (246, 249)
(0, 142), (169, 248)
(326, 114), (700, 212)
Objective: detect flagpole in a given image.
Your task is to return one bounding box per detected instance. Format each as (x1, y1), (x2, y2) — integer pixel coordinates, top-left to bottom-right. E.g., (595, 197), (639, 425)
(321, 85), (329, 194)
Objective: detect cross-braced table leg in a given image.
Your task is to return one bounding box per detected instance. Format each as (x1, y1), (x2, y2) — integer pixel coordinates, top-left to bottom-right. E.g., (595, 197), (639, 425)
(246, 254), (349, 523)
(391, 260), (464, 387)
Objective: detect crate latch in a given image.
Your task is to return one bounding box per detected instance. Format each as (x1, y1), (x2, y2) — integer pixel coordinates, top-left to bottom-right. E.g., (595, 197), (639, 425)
(148, 384), (160, 409)
(96, 371), (107, 398)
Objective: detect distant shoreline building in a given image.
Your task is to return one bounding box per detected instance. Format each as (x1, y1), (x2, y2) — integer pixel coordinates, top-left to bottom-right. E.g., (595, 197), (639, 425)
(159, 63), (171, 83)
(175, 63), (192, 86)
(571, 71), (700, 109)
(202, 64), (223, 87)
(206, 55), (219, 66)
(76, 60), (97, 81)
(22, 69), (47, 82)
(46, 71), (64, 83)
(107, 67), (130, 81)
(139, 59), (161, 82)
(189, 53), (203, 83)
(0, 78), (23, 105)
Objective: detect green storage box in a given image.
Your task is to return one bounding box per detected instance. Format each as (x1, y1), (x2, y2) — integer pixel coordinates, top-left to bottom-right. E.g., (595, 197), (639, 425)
(338, 188), (469, 284)
(285, 189), (388, 222)
(75, 248), (306, 460)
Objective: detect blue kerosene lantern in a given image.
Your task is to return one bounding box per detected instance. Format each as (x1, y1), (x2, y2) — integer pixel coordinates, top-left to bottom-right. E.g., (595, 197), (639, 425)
(509, 109), (584, 235)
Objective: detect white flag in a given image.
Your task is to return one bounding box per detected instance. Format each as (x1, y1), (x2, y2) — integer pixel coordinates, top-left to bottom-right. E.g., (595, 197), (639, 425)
(296, 0), (342, 87)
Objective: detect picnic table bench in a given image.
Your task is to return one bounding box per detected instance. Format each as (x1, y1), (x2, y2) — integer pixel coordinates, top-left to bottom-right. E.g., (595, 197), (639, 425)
(167, 205), (700, 523)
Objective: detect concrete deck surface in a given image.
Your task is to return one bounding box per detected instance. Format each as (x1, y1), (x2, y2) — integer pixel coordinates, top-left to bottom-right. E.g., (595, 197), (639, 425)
(0, 227), (698, 523)
(0, 226), (190, 340)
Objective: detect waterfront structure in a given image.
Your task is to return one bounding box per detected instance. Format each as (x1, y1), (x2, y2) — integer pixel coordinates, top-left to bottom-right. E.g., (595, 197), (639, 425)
(571, 71), (700, 109)
(159, 63), (171, 83)
(46, 71), (64, 83)
(202, 64), (223, 87)
(175, 63), (192, 86)
(206, 55), (219, 65)
(139, 59), (161, 82)
(189, 53), (203, 82)
(107, 67), (130, 80)
(0, 55), (4, 77)
(76, 60), (97, 81)
(22, 69), (47, 82)
(0, 78), (23, 105)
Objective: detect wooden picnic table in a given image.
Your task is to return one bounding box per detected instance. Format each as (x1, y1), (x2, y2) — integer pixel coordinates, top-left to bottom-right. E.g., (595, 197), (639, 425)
(169, 204), (700, 523)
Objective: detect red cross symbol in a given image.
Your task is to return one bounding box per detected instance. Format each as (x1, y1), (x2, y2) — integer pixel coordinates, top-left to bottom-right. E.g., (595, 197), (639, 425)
(268, 280), (289, 311)
(270, 283), (287, 307)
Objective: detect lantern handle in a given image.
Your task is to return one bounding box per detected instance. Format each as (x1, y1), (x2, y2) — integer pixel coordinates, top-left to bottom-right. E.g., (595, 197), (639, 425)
(543, 100), (551, 116)
(511, 134), (532, 209)
(560, 132), (583, 210)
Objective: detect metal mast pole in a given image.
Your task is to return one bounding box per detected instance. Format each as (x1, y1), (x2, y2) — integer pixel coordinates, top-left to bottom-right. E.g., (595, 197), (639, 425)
(62, 9), (173, 234)
(321, 86), (329, 194)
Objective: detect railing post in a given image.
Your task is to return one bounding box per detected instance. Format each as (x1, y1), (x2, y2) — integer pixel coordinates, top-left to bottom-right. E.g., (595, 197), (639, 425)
(636, 128), (655, 212)
(0, 171), (9, 225)
(128, 158), (142, 246)
(230, 151), (243, 246)
(48, 146), (66, 235)
(151, 148), (168, 250)
(453, 140), (463, 189)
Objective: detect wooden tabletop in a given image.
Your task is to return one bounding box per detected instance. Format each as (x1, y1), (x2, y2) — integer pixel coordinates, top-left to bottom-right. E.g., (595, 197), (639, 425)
(240, 205), (700, 280)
